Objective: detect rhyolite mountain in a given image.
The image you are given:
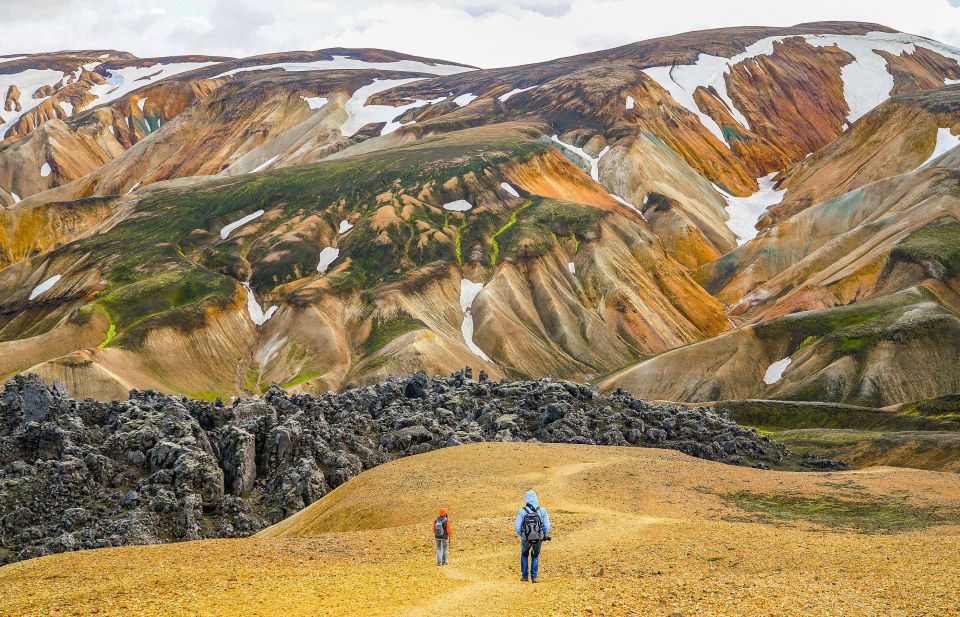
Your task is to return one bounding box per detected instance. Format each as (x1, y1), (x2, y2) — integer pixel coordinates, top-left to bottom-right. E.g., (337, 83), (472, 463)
(1, 21), (959, 411)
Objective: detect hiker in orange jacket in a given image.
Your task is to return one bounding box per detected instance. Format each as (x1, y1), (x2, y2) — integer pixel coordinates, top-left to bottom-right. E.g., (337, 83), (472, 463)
(433, 508), (452, 565)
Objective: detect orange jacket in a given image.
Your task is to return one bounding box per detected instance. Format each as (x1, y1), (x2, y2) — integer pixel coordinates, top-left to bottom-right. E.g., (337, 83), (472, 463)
(433, 512), (452, 538)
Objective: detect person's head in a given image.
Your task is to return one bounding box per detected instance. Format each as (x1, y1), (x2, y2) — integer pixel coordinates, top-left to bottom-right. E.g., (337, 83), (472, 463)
(524, 490), (539, 507)
(439, 507), (447, 516)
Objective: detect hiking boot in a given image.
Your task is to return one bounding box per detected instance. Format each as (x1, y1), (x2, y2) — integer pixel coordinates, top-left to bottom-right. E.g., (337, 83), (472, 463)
(520, 576), (528, 582)
(531, 577), (538, 584)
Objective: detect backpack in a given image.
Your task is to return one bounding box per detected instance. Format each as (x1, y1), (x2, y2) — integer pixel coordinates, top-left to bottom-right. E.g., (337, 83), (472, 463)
(434, 516), (448, 539)
(521, 504), (544, 542)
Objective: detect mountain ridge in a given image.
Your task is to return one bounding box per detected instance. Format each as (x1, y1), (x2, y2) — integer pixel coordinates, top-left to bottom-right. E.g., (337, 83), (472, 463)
(0, 21), (958, 410)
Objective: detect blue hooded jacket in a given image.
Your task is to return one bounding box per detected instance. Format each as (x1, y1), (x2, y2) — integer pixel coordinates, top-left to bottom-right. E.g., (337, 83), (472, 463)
(514, 489), (551, 538)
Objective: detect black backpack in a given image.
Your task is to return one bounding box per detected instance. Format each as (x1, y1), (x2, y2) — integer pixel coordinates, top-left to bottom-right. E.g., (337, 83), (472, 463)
(434, 515), (448, 539)
(521, 504), (544, 542)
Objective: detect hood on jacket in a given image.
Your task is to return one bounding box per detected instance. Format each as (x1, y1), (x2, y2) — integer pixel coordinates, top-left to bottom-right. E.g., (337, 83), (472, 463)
(439, 508), (447, 516)
(524, 490), (539, 508)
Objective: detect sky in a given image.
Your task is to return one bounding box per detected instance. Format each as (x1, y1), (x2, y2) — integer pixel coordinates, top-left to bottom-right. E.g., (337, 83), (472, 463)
(3, 0), (960, 68)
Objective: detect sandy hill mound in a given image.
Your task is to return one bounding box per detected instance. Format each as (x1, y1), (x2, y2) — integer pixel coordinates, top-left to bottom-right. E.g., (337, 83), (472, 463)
(2, 442), (960, 615)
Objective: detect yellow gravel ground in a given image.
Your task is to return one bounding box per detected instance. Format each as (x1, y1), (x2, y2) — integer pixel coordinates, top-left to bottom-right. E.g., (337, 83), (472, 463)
(3, 443), (960, 616)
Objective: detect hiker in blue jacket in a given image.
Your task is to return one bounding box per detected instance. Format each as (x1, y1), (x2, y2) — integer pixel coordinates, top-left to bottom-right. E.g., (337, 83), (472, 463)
(514, 489), (551, 583)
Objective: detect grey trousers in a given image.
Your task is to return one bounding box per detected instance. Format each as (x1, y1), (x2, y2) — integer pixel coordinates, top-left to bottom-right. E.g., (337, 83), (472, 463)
(436, 538), (448, 564)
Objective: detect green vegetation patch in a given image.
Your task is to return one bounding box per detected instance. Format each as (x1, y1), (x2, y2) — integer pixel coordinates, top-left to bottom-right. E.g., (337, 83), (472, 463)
(890, 219), (960, 278)
(723, 491), (960, 533)
(95, 267), (235, 335)
(281, 370), (321, 389)
(489, 199), (533, 265)
(98, 323), (117, 348)
(722, 400), (960, 432)
(490, 197), (603, 265)
(775, 429), (960, 472)
(758, 287), (957, 363)
(29, 124), (551, 348)
(902, 394), (960, 420)
(361, 313), (427, 356)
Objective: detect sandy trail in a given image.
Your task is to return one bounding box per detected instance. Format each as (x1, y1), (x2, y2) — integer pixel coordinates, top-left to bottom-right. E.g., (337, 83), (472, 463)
(4, 443), (960, 616)
(403, 459), (665, 616)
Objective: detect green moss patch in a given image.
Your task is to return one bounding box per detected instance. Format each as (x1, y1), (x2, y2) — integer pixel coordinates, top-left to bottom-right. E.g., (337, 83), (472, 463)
(722, 400), (960, 432)
(723, 491), (960, 533)
(490, 197), (603, 265)
(890, 219), (960, 278)
(361, 313), (427, 356)
(281, 370), (321, 389)
(901, 394), (960, 419)
(759, 287), (958, 367)
(94, 267), (235, 345)
(38, 123), (548, 347)
(489, 199), (533, 265)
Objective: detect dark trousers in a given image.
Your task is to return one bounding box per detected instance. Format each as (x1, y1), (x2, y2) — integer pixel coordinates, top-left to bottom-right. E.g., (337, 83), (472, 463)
(520, 539), (542, 579)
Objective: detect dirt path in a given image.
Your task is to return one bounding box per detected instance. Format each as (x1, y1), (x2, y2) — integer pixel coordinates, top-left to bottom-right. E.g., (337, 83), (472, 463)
(397, 459), (665, 616)
(5, 443), (960, 616)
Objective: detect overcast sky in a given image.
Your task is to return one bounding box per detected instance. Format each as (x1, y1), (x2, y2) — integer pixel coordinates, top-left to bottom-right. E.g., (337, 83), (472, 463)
(4, 0), (960, 68)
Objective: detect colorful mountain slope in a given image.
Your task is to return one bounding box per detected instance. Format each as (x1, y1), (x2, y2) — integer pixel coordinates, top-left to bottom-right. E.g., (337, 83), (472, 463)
(2, 22), (960, 406)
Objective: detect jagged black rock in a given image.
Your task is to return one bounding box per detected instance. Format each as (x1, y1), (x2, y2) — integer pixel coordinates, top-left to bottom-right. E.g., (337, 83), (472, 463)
(0, 371), (843, 563)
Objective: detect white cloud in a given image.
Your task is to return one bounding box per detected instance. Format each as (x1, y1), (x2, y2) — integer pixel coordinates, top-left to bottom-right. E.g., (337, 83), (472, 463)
(0, 1), (958, 69)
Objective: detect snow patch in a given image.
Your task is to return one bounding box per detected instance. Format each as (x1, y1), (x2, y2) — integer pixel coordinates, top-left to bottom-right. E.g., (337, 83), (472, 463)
(625, 95), (635, 110)
(242, 282), (277, 326)
(300, 95), (329, 110)
(498, 85), (536, 102)
(0, 68), (71, 138)
(380, 95), (446, 134)
(763, 357), (792, 385)
(251, 155), (279, 173)
(127, 181), (141, 194)
(500, 182), (519, 198)
(642, 46), (759, 145)
(804, 32), (960, 123)
(453, 92), (477, 106)
(220, 209), (265, 239)
(136, 97), (147, 112)
(88, 61), (219, 111)
(717, 173), (785, 245)
(338, 219), (354, 234)
(213, 55), (472, 79)
(947, 79), (960, 86)
(316, 246), (340, 273)
(59, 101), (73, 116)
(39, 162), (51, 178)
(28, 274), (62, 300)
(339, 78), (445, 137)
(567, 262), (576, 275)
(642, 31), (960, 143)
(11, 192), (20, 203)
(459, 279), (492, 362)
(442, 199), (473, 212)
(919, 127), (960, 169)
(550, 135), (609, 181)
